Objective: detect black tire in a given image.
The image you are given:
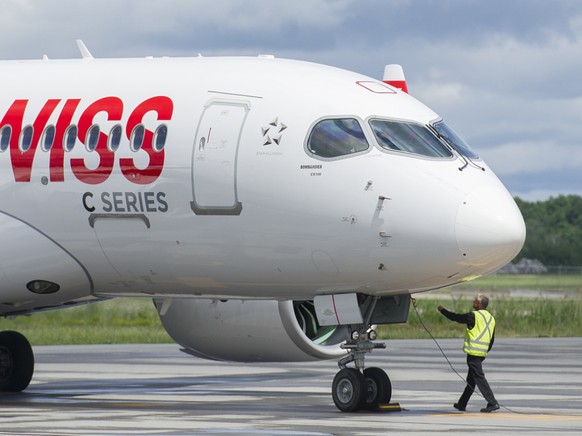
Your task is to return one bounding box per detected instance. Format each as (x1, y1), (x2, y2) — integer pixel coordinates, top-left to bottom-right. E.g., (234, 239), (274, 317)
(332, 368), (366, 412)
(362, 367), (392, 410)
(0, 331), (34, 392)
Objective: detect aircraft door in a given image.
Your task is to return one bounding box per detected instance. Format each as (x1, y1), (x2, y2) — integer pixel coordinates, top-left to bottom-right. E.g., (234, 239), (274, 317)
(191, 100), (250, 215)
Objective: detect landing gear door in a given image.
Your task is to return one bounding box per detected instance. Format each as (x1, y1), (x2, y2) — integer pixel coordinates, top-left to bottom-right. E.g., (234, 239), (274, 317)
(191, 100), (249, 215)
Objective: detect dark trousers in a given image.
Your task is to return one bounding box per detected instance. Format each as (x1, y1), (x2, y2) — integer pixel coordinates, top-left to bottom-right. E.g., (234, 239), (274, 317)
(458, 354), (497, 407)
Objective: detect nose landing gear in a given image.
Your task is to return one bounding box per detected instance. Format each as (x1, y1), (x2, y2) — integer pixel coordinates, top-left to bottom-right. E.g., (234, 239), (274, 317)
(332, 327), (392, 412)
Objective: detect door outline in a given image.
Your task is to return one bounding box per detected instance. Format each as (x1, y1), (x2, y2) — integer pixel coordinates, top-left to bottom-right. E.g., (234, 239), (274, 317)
(190, 99), (250, 215)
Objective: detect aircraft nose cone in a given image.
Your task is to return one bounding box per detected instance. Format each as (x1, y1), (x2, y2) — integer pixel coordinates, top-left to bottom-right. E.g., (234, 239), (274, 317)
(456, 187), (526, 270)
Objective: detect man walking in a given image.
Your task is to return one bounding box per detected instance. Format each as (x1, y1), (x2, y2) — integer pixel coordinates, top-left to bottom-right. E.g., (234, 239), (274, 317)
(438, 294), (499, 413)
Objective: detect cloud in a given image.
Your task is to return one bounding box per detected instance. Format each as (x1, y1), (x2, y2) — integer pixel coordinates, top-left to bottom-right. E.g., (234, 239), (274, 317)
(482, 141), (582, 175)
(1, 0), (581, 201)
(480, 140), (582, 200)
(513, 188), (582, 202)
(0, 0), (352, 59)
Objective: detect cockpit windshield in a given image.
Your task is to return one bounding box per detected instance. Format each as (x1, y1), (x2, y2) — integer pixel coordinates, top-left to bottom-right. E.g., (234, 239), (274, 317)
(432, 121), (479, 159)
(369, 119), (453, 158)
(307, 118), (369, 158)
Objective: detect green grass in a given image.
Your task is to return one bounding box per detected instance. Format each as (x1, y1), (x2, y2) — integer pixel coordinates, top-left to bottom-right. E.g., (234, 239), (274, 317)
(0, 299), (172, 346)
(455, 272), (582, 292)
(2, 276), (582, 345)
(378, 297), (582, 339)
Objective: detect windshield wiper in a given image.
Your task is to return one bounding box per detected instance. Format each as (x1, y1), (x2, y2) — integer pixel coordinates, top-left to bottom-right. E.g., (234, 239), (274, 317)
(430, 125), (485, 172)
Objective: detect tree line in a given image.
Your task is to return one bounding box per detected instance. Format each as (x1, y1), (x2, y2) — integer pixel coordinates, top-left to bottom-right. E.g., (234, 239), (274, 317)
(514, 195), (582, 266)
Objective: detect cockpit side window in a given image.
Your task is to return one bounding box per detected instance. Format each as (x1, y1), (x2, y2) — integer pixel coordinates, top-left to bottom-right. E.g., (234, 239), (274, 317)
(369, 119), (452, 158)
(432, 121), (479, 159)
(307, 118), (369, 158)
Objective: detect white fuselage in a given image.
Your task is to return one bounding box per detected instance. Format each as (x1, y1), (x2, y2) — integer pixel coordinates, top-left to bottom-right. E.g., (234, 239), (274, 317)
(0, 56), (525, 314)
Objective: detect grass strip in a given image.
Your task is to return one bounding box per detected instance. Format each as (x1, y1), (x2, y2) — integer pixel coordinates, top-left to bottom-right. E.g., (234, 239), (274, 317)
(378, 297), (582, 339)
(2, 296), (581, 345)
(0, 299), (172, 345)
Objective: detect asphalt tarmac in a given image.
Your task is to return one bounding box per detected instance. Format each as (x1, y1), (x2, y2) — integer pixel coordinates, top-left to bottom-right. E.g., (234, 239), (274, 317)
(1, 338), (581, 435)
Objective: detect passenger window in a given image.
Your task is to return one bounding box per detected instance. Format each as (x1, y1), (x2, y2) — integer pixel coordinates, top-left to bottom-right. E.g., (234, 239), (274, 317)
(369, 119), (452, 158)
(41, 125), (56, 151)
(19, 125), (34, 152)
(153, 125), (167, 152)
(0, 125), (11, 152)
(130, 124), (145, 152)
(307, 118), (369, 158)
(108, 124), (122, 152)
(86, 125), (100, 152)
(64, 125), (78, 152)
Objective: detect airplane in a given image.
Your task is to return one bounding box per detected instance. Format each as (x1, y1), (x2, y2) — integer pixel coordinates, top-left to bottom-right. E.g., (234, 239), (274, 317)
(0, 41), (525, 412)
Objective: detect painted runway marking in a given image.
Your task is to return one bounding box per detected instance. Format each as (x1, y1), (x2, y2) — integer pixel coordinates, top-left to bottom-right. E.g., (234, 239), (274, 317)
(430, 412), (582, 421)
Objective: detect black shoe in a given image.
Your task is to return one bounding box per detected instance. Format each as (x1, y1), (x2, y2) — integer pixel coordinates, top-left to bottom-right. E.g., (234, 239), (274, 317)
(453, 403), (466, 412)
(480, 403), (500, 413)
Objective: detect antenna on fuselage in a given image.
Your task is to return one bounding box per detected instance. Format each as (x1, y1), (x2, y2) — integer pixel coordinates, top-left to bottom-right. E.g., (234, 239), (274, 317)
(76, 39), (94, 60)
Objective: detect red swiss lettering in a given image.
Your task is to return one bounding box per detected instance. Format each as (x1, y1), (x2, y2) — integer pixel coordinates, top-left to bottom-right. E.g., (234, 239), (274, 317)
(72, 97), (123, 185)
(120, 96), (173, 184)
(49, 99), (81, 182)
(0, 96), (172, 185)
(0, 99), (60, 182)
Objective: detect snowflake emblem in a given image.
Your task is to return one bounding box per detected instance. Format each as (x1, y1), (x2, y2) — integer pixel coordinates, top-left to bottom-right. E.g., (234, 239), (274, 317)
(261, 117), (287, 146)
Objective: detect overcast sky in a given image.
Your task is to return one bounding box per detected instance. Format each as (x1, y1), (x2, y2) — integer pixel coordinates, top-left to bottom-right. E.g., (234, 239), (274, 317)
(1, 0), (581, 201)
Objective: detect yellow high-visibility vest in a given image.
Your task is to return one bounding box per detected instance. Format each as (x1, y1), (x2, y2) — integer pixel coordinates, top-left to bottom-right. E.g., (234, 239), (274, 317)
(463, 310), (495, 357)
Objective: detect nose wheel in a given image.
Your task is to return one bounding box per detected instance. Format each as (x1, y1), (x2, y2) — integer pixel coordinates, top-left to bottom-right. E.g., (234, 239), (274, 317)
(362, 366), (392, 410)
(331, 327), (392, 412)
(332, 366), (392, 412)
(332, 368), (366, 412)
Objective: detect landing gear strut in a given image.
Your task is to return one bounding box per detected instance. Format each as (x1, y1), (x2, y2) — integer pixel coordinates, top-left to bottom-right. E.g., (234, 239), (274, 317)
(0, 331), (34, 392)
(332, 297), (400, 412)
(332, 326), (391, 412)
